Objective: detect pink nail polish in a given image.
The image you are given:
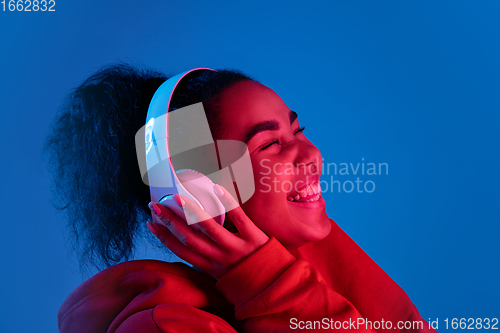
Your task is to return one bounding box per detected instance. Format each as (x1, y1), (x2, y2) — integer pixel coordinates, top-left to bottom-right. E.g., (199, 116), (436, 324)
(149, 202), (162, 217)
(146, 222), (158, 236)
(174, 194), (185, 208)
(213, 184), (224, 196)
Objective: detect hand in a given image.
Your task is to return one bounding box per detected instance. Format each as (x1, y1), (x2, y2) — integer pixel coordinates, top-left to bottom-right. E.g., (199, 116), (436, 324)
(147, 185), (270, 280)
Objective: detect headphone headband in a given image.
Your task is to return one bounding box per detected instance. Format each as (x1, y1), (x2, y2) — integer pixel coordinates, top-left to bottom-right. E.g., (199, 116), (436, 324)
(144, 68), (216, 203)
(145, 68), (216, 142)
(142, 67), (255, 226)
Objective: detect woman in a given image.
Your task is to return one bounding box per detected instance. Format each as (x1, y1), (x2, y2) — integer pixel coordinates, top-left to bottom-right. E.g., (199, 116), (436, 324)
(47, 64), (434, 332)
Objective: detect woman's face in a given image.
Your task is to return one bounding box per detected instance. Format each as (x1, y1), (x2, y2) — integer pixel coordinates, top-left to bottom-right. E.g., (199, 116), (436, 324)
(216, 80), (331, 250)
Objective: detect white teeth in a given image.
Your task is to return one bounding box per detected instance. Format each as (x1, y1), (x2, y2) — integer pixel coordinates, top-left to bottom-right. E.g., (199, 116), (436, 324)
(313, 183), (321, 195)
(287, 193), (320, 203)
(287, 182), (322, 202)
(305, 194), (320, 202)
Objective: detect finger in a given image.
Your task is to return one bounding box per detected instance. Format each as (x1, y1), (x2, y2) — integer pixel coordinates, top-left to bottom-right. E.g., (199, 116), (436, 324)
(152, 203), (215, 255)
(150, 202), (222, 259)
(178, 194), (215, 226)
(170, 194), (200, 232)
(150, 221), (213, 271)
(178, 194), (233, 247)
(212, 184), (259, 238)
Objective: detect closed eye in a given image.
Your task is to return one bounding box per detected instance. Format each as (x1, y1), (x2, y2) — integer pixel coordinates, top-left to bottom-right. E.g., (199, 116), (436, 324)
(294, 126), (305, 135)
(260, 139), (280, 151)
(259, 127), (305, 151)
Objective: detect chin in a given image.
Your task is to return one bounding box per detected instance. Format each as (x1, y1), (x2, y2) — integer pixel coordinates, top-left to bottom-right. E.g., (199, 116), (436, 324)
(307, 217), (332, 241)
(298, 205), (331, 236)
(282, 216), (331, 250)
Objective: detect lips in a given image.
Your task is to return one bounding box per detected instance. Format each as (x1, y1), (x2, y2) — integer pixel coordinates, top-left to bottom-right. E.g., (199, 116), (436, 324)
(287, 181), (321, 202)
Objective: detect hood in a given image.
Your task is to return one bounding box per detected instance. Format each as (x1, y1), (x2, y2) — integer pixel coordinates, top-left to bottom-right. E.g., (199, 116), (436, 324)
(58, 260), (233, 333)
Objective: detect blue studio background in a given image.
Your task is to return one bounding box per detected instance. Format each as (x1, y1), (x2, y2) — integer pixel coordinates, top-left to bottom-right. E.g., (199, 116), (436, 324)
(1, 1), (499, 332)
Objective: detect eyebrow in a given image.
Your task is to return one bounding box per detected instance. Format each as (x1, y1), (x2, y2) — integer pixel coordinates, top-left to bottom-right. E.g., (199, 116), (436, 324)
(244, 110), (298, 144)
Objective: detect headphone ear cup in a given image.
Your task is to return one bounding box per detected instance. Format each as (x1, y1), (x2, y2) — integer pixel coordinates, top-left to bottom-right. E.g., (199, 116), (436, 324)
(176, 169), (226, 226)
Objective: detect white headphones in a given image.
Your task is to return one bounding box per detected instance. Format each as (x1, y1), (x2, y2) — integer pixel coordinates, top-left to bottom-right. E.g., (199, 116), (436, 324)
(142, 68), (255, 226)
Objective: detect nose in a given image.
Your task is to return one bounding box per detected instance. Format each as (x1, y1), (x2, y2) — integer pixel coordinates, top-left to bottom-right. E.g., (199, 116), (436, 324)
(292, 139), (322, 175)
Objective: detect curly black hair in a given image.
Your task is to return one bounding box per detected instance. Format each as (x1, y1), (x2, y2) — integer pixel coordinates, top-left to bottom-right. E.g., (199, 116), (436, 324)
(44, 63), (253, 271)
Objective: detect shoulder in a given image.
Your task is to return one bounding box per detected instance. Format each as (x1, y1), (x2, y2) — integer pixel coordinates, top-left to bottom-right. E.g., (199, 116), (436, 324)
(58, 260), (234, 333)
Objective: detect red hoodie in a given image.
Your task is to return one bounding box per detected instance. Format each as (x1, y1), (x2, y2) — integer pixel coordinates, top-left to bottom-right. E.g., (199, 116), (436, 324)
(58, 220), (435, 332)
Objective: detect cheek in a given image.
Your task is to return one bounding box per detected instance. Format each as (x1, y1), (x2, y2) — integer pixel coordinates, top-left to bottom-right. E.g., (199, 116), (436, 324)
(252, 157), (271, 180)
(246, 179), (285, 208)
(242, 196), (288, 237)
(251, 158), (294, 194)
(242, 167), (290, 222)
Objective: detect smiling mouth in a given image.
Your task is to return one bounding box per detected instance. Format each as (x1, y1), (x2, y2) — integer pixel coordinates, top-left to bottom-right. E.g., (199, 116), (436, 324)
(286, 182), (321, 203)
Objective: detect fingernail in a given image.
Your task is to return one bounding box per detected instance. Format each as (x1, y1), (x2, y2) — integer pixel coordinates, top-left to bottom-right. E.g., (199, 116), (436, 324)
(148, 202), (162, 217)
(173, 194), (185, 208)
(213, 184), (224, 197)
(146, 222), (158, 236)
